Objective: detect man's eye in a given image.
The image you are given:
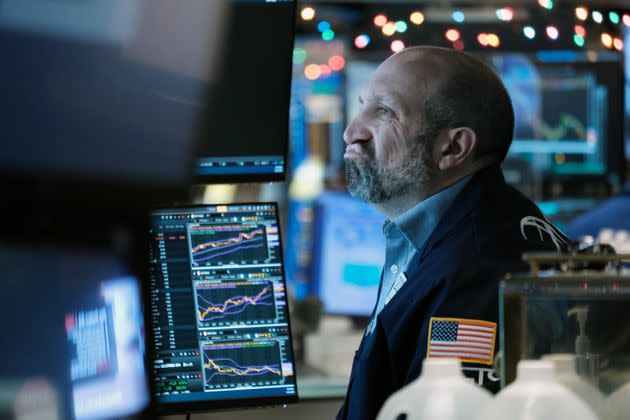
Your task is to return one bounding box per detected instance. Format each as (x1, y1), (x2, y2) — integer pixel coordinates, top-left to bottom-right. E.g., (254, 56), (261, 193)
(375, 107), (390, 117)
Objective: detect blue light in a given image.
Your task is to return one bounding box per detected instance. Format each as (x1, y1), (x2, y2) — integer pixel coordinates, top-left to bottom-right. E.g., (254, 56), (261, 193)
(317, 21), (331, 33)
(452, 10), (465, 23)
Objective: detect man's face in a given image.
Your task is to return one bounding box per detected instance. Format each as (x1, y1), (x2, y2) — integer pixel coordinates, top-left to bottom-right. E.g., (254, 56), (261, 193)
(343, 53), (440, 203)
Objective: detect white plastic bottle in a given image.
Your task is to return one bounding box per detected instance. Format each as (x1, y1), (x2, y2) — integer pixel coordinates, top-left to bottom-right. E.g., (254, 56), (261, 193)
(376, 358), (492, 420)
(607, 380), (630, 420)
(542, 353), (609, 420)
(478, 360), (599, 420)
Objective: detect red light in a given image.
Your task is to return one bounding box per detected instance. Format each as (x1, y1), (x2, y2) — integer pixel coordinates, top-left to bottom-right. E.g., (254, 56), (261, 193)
(614, 37), (624, 51)
(574, 25), (586, 38)
(319, 64), (332, 77)
(328, 55), (346, 71)
(453, 40), (464, 51)
(374, 14), (387, 27)
(445, 29), (461, 42)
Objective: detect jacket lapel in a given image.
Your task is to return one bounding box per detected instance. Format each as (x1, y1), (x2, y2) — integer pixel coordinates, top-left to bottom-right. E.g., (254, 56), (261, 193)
(413, 165), (505, 268)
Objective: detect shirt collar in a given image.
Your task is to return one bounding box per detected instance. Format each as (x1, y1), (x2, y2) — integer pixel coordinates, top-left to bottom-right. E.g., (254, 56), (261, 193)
(392, 175), (472, 252)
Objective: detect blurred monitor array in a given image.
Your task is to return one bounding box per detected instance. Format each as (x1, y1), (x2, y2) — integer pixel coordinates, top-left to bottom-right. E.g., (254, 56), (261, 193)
(194, 0), (295, 183)
(0, 0), (228, 204)
(147, 204), (298, 413)
(312, 192), (385, 318)
(0, 243), (150, 419)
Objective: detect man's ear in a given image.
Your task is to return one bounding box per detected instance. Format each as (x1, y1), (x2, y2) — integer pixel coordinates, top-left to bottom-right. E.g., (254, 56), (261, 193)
(436, 127), (477, 171)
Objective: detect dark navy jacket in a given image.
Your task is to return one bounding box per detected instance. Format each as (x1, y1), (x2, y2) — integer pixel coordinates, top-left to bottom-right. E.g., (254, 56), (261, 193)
(337, 165), (566, 420)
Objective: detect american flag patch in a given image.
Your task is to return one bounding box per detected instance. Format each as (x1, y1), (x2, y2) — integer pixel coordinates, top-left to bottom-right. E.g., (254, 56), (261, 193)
(426, 317), (497, 365)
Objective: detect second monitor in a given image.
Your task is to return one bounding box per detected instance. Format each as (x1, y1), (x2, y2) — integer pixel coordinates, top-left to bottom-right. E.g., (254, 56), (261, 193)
(147, 203), (298, 413)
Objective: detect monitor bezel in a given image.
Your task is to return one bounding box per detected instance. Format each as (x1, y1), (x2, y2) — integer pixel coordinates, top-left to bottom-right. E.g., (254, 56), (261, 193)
(146, 202), (300, 414)
(192, 0), (296, 185)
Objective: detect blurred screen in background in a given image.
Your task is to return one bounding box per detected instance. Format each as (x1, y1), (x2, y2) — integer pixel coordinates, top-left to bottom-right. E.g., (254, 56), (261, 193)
(0, 245), (149, 420)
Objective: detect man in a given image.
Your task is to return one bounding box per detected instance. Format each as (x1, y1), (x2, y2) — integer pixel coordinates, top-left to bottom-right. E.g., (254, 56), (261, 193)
(338, 46), (567, 419)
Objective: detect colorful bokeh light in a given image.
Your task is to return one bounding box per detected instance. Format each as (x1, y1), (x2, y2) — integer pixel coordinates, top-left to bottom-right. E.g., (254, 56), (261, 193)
(328, 55), (346, 71)
(391, 40), (405, 53)
(575, 7), (588, 21)
(523, 26), (536, 39)
(382, 22), (397, 36)
(374, 14), (388, 27)
(546, 26), (559, 40)
(445, 29), (461, 42)
(304, 64), (321, 80)
(293, 48), (307, 64)
(496, 7), (514, 22)
(354, 34), (370, 49)
(300, 7), (315, 21)
(410, 11), (425, 25)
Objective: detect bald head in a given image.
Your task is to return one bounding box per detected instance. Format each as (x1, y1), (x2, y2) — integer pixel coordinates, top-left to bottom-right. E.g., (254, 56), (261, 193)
(378, 46), (515, 164)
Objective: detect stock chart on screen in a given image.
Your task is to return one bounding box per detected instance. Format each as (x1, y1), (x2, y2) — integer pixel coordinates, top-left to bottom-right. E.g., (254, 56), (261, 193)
(148, 204), (297, 411)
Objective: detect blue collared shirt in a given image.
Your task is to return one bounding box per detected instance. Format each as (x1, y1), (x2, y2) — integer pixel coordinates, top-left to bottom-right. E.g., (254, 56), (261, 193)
(366, 175), (472, 335)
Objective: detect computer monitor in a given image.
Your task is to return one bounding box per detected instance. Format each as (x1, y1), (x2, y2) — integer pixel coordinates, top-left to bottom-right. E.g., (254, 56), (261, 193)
(490, 51), (623, 183)
(193, 0), (296, 183)
(147, 203), (298, 413)
(312, 191), (385, 317)
(0, 243), (151, 419)
(0, 0), (228, 205)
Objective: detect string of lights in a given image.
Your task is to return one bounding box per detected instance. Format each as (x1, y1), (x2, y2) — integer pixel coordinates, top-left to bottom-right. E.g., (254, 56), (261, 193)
(295, 3), (627, 81)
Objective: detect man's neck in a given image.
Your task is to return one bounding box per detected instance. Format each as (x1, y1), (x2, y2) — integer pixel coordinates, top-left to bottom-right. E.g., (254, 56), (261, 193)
(373, 165), (483, 219)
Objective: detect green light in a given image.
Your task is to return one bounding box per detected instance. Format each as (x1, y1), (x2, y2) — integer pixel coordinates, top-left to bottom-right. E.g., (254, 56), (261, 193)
(292, 48), (307, 64)
(394, 20), (407, 33)
(322, 29), (335, 41)
(609, 11), (620, 24)
(573, 34), (585, 47)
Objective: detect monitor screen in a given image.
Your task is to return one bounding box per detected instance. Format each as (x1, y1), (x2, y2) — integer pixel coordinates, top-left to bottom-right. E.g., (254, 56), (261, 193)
(0, 0), (227, 203)
(490, 51), (621, 180)
(0, 245), (151, 419)
(312, 192), (385, 317)
(148, 203), (298, 413)
(193, 0), (295, 183)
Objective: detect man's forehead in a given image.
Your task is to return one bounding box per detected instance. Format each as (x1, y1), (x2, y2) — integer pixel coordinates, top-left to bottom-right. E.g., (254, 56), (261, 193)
(362, 55), (444, 109)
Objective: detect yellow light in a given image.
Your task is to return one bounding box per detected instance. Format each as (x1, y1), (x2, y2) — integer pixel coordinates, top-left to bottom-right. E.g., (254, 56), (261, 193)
(555, 154), (566, 164)
(382, 22), (397, 36)
(374, 14), (388, 27)
(304, 64), (321, 80)
(301, 7), (315, 21)
(487, 33), (500, 47)
(601, 33), (613, 48)
(410, 11), (425, 25)
(575, 7), (588, 21)
(477, 33), (489, 46)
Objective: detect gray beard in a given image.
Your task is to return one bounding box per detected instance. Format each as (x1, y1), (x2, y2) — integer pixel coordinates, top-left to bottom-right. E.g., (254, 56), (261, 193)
(345, 133), (437, 204)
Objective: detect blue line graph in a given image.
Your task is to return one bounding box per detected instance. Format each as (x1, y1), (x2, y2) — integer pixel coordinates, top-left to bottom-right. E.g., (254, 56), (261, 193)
(202, 340), (282, 388)
(195, 281), (276, 325)
(189, 224), (269, 266)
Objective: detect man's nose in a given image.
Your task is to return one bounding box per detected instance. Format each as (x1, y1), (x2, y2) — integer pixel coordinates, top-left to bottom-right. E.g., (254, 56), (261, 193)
(343, 114), (372, 145)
